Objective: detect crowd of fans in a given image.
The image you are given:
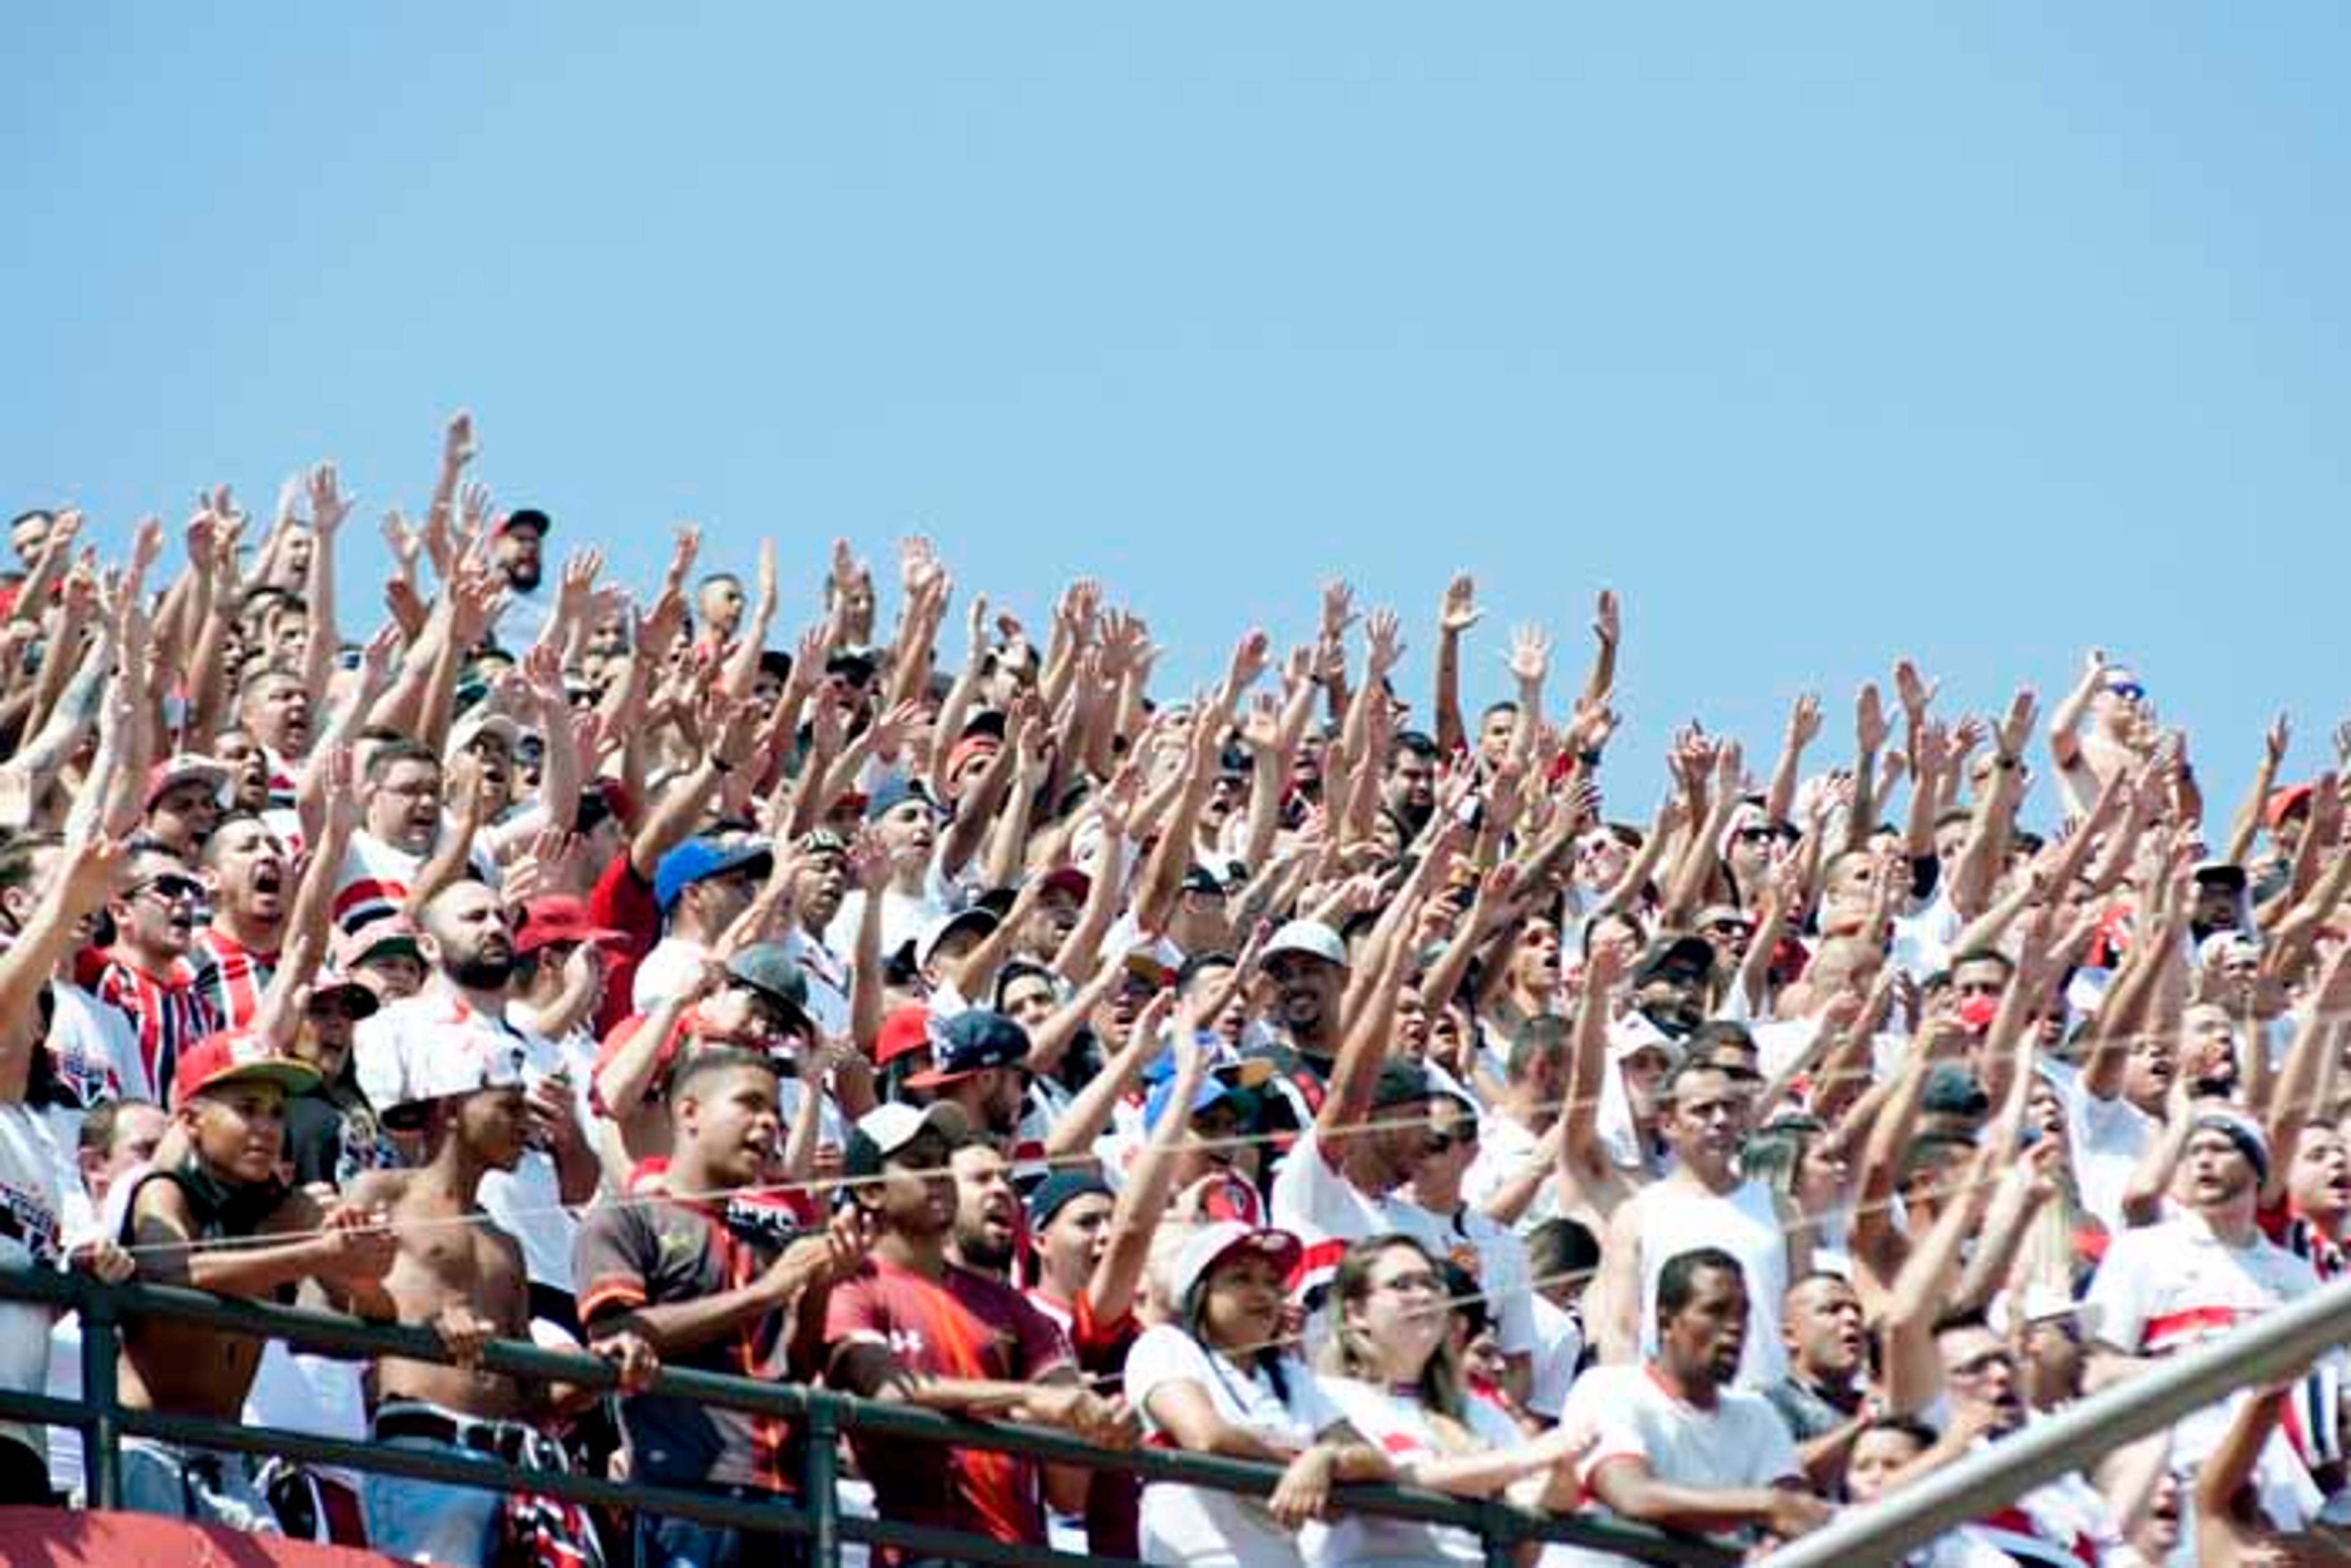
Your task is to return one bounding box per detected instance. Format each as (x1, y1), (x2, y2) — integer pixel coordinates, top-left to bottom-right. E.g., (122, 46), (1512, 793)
(0, 411), (2346, 1567)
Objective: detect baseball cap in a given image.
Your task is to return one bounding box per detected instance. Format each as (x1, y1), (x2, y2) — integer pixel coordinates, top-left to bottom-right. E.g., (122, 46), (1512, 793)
(904, 1010), (1030, 1089)
(1922, 1064), (1992, 1119)
(2192, 1108), (2270, 1184)
(496, 507), (551, 538)
(843, 1101), (969, 1178)
(725, 943), (812, 1022)
(1144, 1071), (1245, 1133)
(513, 895), (627, 956)
(2192, 860), (2249, 892)
(874, 1005), (937, 1070)
(144, 754), (231, 811)
(338, 913), (424, 970)
(1168, 1222), (1303, 1306)
(825, 643), (880, 678)
(1370, 1057), (1436, 1109)
(2267, 783), (2316, 829)
(376, 1030), (531, 1129)
(1036, 865), (1090, 901)
(864, 776), (939, 823)
(1179, 865), (1226, 898)
(1026, 1170), (1114, 1230)
(1260, 919), (1348, 970)
(1632, 934), (1717, 985)
(448, 709), (522, 759)
(944, 733), (1001, 782)
(170, 1031), (321, 1111)
(653, 835), (773, 913)
(304, 965), (381, 1021)
(916, 907), (999, 969)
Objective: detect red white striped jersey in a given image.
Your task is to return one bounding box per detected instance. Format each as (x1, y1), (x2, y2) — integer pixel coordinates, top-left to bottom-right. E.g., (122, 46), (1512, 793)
(78, 948), (220, 1098)
(189, 928), (277, 1030)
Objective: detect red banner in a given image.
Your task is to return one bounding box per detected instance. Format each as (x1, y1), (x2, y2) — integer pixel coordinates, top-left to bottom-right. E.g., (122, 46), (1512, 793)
(0, 1507), (399, 1566)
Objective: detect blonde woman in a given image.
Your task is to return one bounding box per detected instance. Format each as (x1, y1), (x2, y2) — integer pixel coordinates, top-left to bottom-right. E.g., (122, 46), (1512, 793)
(1310, 1234), (1589, 1566)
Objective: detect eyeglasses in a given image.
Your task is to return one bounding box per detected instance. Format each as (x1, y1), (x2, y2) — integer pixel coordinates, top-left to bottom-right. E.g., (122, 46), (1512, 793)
(133, 875), (204, 906)
(1706, 919), (1756, 939)
(1372, 1271), (1444, 1298)
(1948, 1349), (2016, 1380)
(1424, 1128), (1477, 1155)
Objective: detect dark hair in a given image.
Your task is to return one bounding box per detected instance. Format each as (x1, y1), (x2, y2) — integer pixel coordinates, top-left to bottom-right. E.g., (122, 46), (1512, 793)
(1176, 951), (1238, 995)
(1525, 1217), (1602, 1284)
(1899, 1131), (1979, 1188)
(364, 737), (442, 784)
(1182, 1255), (1294, 1408)
(1948, 947), (2016, 977)
(200, 811), (271, 866)
(670, 1047), (779, 1110)
(1930, 1307), (1993, 1340)
(1655, 1246), (1744, 1322)
(1387, 731), (1441, 765)
(992, 959), (1056, 1010)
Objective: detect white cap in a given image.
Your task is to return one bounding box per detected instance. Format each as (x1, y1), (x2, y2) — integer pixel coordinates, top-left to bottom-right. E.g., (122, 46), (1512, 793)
(1167, 1220), (1303, 1307)
(448, 709), (523, 758)
(1259, 919), (1348, 969)
(1987, 1285), (2104, 1341)
(373, 1027), (528, 1126)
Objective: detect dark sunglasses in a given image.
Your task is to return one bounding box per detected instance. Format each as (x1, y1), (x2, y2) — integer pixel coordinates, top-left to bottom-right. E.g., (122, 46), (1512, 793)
(134, 874), (204, 904)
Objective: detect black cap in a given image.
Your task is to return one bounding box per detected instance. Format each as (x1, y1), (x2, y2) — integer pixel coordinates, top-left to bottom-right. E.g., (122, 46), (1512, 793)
(500, 508), (552, 538)
(1633, 934), (1717, 985)
(1371, 1058), (1436, 1109)
(904, 1009), (1030, 1088)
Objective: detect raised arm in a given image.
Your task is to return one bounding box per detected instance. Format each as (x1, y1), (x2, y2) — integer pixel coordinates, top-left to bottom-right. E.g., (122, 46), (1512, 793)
(1430, 573), (1479, 757)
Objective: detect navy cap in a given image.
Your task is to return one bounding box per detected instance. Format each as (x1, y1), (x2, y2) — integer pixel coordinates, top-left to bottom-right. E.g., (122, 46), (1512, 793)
(1026, 1170), (1114, 1229)
(653, 835), (773, 913)
(903, 1009), (1030, 1088)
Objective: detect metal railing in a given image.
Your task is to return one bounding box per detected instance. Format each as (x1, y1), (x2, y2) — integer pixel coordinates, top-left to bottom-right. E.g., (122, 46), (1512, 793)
(0, 1262), (1733, 1568)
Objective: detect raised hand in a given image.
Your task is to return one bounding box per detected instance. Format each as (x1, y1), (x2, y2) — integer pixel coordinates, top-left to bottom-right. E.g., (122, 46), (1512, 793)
(1784, 691), (1823, 753)
(1506, 624), (1551, 689)
(1362, 608), (1405, 680)
(1592, 588), (1621, 650)
(1892, 659), (1937, 724)
(1224, 628), (1272, 698)
(555, 547), (605, 623)
(1438, 572), (1480, 637)
(844, 827), (892, 893)
(1995, 688), (2040, 763)
(1855, 682), (1891, 756)
(2264, 712), (2292, 773)
(442, 410), (478, 475)
(307, 462), (352, 535)
(1318, 579), (1360, 642)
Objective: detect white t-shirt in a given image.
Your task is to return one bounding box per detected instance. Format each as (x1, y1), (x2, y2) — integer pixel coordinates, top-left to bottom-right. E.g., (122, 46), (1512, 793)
(1125, 1325), (1327, 1567)
(1632, 1179), (1791, 1391)
(1270, 1127), (1393, 1308)
(631, 936), (711, 1015)
(785, 928), (853, 1040)
(1528, 1292), (1586, 1421)
(1553, 1362), (1801, 1566)
(1308, 1375), (1529, 1567)
(0, 1106), (66, 1464)
(1461, 1111), (1556, 1232)
(2087, 1210), (2327, 1490)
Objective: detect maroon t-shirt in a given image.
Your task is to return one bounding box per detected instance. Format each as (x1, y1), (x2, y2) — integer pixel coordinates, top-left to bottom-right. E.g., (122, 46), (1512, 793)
(825, 1255), (1073, 1562)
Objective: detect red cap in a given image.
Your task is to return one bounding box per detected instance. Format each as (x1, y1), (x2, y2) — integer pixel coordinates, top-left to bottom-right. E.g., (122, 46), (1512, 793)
(170, 1030), (320, 1111)
(2268, 783), (2316, 830)
(875, 1005), (935, 1069)
(944, 733), (1002, 784)
(514, 895), (627, 956)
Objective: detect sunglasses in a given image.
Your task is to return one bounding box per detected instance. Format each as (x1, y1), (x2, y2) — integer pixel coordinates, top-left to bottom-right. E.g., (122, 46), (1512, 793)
(2105, 682), (2147, 702)
(1733, 827), (1778, 846)
(133, 875), (204, 905)
(1425, 1128), (1477, 1154)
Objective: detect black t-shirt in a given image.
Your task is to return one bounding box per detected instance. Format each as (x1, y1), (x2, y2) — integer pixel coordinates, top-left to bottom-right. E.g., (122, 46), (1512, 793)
(574, 1196), (794, 1494)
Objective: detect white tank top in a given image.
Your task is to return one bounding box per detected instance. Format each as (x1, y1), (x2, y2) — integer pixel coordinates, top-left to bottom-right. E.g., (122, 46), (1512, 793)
(1636, 1177), (1790, 1390)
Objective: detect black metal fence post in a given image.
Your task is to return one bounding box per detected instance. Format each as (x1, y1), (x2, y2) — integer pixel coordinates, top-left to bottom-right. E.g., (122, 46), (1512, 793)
(78, 1281), (121, 1510)
(803, 1394), (841, 1568)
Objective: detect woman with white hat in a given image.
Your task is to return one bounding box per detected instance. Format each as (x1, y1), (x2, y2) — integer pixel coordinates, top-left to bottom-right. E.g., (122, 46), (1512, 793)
(1123, 1221), (1387, 1566)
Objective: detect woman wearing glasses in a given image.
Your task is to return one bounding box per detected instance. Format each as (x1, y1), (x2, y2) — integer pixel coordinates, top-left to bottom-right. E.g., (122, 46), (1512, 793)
(1308, 1234), (1591, 1566)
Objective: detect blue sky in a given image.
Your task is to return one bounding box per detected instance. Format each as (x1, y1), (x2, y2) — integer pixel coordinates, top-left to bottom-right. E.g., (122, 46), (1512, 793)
(11, 6), (2349, 821)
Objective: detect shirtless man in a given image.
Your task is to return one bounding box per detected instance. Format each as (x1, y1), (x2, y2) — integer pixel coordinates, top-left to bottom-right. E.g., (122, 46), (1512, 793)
(119, 1030), (398, 1529)
(346, 1061), (656, 1566)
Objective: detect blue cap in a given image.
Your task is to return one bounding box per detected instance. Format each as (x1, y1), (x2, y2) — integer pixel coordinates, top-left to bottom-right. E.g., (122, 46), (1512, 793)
(1145, 1073), (1241, 1133)
(653, 835), (773, 913)
(864, 775), (939, 824)
(904, 1009), (1029, 1087)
